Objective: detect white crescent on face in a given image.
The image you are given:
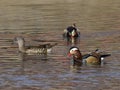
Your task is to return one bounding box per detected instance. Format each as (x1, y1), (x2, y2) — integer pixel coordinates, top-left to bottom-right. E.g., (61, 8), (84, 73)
(70, 47), (79, 54)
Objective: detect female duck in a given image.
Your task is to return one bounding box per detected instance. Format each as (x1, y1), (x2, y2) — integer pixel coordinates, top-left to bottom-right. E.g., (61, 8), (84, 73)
(68, 46), (111, 65)
(14, 36), (57, 54)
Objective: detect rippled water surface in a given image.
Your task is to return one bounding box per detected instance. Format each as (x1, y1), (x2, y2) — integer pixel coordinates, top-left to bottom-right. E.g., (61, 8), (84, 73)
(0, 0), (120, 90)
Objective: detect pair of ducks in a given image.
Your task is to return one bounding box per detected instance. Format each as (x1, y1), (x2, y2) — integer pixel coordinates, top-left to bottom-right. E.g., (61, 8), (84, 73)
(64, 24), (111, 65)
(14, 24), (79, 54)
(14, 24), (111, 65)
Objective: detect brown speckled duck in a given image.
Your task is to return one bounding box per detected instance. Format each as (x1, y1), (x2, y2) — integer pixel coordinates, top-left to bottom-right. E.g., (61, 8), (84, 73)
(68, 46), (111, 65)
(13, 36), (57, 54)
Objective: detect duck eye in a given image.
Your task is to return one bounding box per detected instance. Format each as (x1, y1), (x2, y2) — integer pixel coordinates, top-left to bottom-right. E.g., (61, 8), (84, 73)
(70, 49), (75, 53)
(71, 50), (73, 51)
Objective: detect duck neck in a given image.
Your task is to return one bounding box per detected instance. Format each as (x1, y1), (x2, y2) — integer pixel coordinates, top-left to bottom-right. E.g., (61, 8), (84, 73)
(71, 30), (77, 37)
(18, 41), (26, 53)
(73, 51), (82, 61)
(70, 58), (82, 66)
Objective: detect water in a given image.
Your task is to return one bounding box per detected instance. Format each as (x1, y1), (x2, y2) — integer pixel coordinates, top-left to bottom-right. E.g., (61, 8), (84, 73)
(0, 0), (120, 90)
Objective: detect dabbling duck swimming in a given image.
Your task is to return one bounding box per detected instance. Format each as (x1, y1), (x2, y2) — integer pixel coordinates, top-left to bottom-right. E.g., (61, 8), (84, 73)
(13, 36), (57, 54)
(68, 46), (111, 65)
(63, 23), (80, 37)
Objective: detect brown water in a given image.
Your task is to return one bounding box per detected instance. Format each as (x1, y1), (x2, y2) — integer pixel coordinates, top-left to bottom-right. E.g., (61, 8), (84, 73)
(0, 0), (120, 90)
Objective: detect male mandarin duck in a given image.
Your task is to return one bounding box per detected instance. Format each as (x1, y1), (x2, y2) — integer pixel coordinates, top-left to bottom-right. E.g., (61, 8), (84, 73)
(13, 36), (57, 54)
(63, 23), (80, 37)
(68, 46), (111, 65)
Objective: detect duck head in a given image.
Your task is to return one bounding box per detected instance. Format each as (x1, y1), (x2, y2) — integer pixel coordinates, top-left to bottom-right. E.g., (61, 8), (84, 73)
(68, 46), (82, 60)
(13, 36), (26, 52)
(68, 46), (82, 66)
(71, 23), (79, 37)
(14, 36), (25, 45)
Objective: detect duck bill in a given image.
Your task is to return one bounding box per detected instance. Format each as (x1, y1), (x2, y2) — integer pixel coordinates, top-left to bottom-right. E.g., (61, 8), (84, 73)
(71, 36), (75, 38)
(67, 53), (72, 57)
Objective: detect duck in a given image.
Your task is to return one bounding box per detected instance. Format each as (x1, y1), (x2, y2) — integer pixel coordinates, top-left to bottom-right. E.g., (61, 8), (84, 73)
(13, 36), (57, 54)
(63, 23), (80, 37)
(68, 46), (111, 65)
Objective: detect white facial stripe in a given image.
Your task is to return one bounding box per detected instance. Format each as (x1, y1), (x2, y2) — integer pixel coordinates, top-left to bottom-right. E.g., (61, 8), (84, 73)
(72, 48), (78, 51)
(70, 48), (78, 52)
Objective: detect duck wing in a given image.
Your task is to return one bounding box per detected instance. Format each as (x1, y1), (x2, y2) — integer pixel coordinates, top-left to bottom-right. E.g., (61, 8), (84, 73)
(39, 43), (57, 49)
(26, 43), (57, 49)
(82, 54), (91, 59)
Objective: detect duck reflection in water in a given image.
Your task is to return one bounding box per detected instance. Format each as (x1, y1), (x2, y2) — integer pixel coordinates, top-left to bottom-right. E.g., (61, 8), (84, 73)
(12, 36), (57, 74)
(17, 52), (48, 74)
(65, 37), (80, 46)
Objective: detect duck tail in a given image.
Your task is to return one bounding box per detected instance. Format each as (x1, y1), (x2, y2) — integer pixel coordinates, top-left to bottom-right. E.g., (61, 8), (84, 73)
(46, 43), (58, 48)
(101, 54), (111, 58)
(95, 48), (99, 52)
(51, 43), (58, 47)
